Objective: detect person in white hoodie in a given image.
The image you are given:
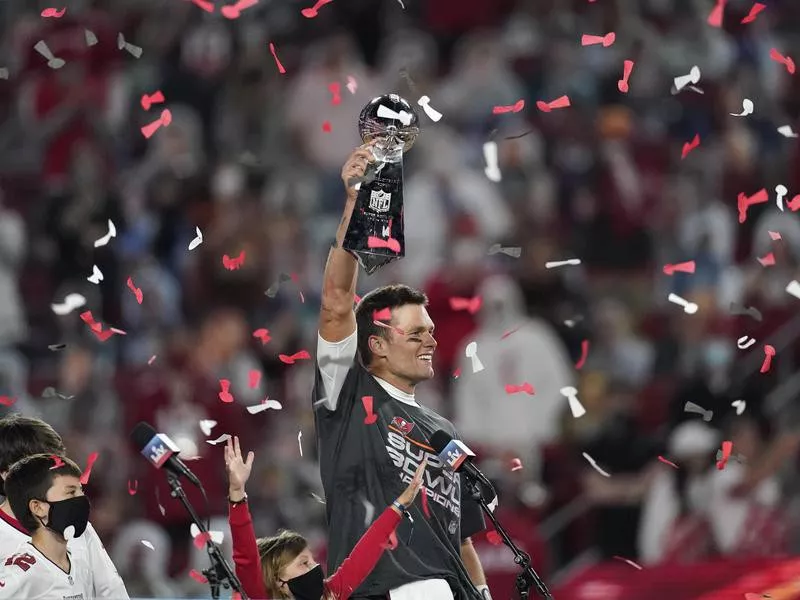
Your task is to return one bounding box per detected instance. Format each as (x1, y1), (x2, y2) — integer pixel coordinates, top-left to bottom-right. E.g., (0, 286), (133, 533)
(453, 274), (574, 477)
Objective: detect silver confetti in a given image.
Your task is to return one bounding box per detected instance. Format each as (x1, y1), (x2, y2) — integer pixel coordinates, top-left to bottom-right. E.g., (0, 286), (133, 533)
(0, 68), (8, 80)
(117, 33), (143, 58)
(683, 401), (713, 422)
(85, 29), (98, 46)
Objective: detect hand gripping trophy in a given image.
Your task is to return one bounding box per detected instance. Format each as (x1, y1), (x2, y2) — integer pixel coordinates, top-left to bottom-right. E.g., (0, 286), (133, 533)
(343, 94), (420, 274)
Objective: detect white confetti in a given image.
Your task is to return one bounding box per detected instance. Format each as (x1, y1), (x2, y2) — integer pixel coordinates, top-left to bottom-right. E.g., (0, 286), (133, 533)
(298, 431), (303, 456)
(732, 399), (746, 415)
(786, 280), (800, 300)
(93, 219), (117, 248)
(246, 399), (283, 414)
(51, 293), (87, 316)
(206, 434), (231, 445)
(730, 98), (754, 117)
(417, 95), (443, 122)
(673, 65), (701, 92)
(776, 185), (788, 211)
(190, 524), (224, 544)
(361, 497), (375, 526)
(582, 452), (611, 477)
(87, 264), (103, 284)
(464, 341), (484, 373)
(668, 293), (699, 314)
(545, 259), (581, 269)
(188, 226), (203, 251)
(778, 125), (799, 138)
(737, 336), (756, 350)
(141, 540), (155, 550)
(561, 386), (586, 418)
(482, 141), (501, 182)
(199, 420), (217, 436)
(346, 76), (358, 95)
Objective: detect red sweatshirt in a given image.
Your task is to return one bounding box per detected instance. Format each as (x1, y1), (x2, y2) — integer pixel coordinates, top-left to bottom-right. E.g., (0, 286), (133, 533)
(229, 502), (402, 600)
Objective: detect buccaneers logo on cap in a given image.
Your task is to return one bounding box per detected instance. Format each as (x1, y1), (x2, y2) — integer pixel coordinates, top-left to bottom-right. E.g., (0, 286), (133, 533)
(390, 416), (415, 435)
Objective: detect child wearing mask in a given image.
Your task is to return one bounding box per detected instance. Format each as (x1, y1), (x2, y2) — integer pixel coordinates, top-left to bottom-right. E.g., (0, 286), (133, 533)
(0, 454), (94, 599)
(224, 436), (426, 600)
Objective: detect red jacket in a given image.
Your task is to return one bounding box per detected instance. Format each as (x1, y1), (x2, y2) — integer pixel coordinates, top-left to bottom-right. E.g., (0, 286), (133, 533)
(229, 502), (402, 600)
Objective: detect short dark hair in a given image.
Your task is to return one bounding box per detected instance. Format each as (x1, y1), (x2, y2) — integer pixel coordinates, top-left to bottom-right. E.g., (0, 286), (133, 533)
(5, 454), (82, 532)
(354, 284), (428, 366)
(0, 414), (65, 494)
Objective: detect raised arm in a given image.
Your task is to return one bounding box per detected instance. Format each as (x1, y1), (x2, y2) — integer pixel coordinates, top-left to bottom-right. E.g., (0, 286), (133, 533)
(319, 146), (373, 343)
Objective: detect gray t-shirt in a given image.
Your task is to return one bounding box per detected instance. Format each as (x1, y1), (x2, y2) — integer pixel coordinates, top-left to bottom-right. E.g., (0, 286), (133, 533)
(312, 358), (485, 600)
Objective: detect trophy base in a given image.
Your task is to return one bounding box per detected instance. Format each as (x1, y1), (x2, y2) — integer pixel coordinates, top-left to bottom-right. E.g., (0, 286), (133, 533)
(351, 250), (398, 276)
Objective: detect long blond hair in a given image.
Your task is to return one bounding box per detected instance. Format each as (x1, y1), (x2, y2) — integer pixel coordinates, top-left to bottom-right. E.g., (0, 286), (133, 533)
(257, 530), (307, 599)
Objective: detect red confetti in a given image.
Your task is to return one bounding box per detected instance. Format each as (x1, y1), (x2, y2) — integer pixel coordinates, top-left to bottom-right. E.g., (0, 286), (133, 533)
(716, 440), (733, 470)
(189, 569), (208, 584)
(253, 328), (271, 344)
(501, 326), (522, 339)
(486, 530), (502, 545)
(301, 0), (334, 18)
(505, 382), (535, 395)
(681, 134), (701, 159)
(738, 188), (769, 223)
(760, 344), (776, 373)
(79, 311), (120, 342)
(381, 530), (398, 550)
(41, 7), (66, 18)
(420, 488), (430, 517)
(140, 90), (165, 110)
(248, 370), (261, 389)
(49, 455), (65, 470)
(788, 195), (800, 212)
(218, 379), (234, 403)
(510, 458), (523, 472)
(618, 60), (634, 93)
(768, 230), (782, 240)
(757, 252), (775, 267)
(581, 32), (615, 47)
(268, 42), (286, 74)
(0, 396), (16, 407)
(707, 0), (726, 27)
(657, 456), (679, 469)
(79, 452), (99, 485)
(141, 109), (172, 139)
(770, 48), (795, 74)
(741, 2), (766, 23)
(128, 480), (138, 495)
(222, 251), (246, 270)
(663, 261), (696, 275)
(221, 0), (258, 18)
(190, 0), (215, 12)
(192, 531), (212, 550)
(279, 350), (311, 364)
(449, 296), (482, 315)
(367, 235), (401, 253)
(322, 121), (332, 133)
(452, 367), (461, 379)
(373, 308), (392, 322)
(492, 99), (525, 114)
(575, 339), (590, 370)
(126, 277), (143, 304)
(361, 395), (378, 424)
(328, 82), (341, 106)
(354, 294), (362, 304)
(536, 95), (571, 112)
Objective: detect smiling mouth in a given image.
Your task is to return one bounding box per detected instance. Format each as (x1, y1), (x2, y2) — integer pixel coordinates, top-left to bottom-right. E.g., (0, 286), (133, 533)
(417, 354), (433, 363)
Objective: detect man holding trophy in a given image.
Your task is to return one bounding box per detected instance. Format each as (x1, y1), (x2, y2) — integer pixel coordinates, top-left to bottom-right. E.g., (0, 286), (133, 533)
(313, 94), (493, 600)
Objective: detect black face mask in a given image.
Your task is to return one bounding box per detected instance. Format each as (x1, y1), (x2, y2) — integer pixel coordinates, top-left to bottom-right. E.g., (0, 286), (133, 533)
(287, 564), (324, 600)
(38, 496), (91, 539)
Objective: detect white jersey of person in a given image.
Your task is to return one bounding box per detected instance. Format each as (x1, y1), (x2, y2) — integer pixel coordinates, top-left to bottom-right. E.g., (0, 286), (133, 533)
(0, 510), (128, 598)
(0, 540), (92, 599)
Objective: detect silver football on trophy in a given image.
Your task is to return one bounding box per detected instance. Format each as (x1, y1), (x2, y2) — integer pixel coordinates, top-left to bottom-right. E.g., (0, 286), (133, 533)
(358, 94), (420, 163)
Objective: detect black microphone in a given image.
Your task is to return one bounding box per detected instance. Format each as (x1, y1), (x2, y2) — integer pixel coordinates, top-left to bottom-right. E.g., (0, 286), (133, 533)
(429, 430), (494, 490)
(131, 421), (202, 487)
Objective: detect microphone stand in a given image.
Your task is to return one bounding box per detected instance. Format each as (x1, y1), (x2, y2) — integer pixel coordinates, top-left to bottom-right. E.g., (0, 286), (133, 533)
(166, 472), (247, 599)
(464, 477), (553, 600)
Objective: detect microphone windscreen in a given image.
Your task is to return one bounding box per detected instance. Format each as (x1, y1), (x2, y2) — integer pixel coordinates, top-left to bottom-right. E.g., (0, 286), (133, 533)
(430, 429), (453, 454)
(131, 421), (157, 450)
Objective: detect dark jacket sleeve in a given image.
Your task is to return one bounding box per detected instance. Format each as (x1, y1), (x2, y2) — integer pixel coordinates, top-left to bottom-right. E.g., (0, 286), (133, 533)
(325, 507), (403, 600)
(229, 502), (269, 600)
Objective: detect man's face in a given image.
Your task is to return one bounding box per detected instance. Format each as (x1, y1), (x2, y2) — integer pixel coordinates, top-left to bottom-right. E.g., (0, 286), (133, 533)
(376, 304), (437, 384)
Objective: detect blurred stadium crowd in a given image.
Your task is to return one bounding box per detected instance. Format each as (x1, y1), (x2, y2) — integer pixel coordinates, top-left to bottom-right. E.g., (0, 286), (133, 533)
(1, 0), (800, 596)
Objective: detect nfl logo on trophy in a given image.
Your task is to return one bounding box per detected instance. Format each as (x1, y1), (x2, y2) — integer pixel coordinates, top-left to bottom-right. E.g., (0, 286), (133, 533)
(369, 189), (391, 213)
